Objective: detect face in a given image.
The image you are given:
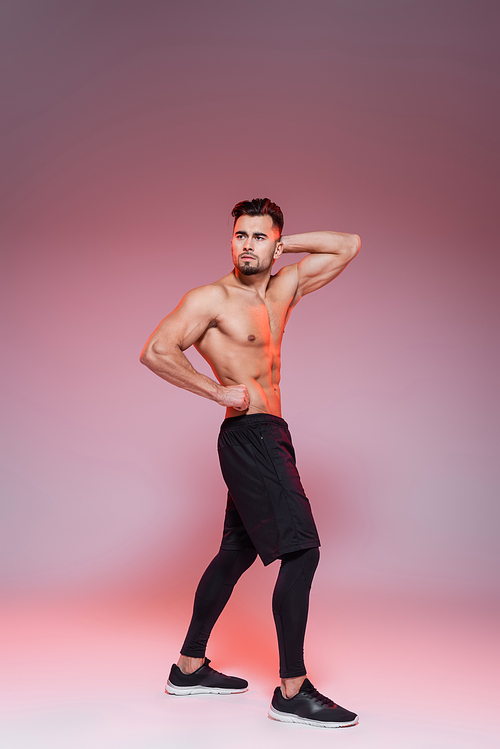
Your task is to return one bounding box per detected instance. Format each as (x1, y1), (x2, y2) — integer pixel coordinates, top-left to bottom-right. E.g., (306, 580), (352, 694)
(231, 215), (283, 276)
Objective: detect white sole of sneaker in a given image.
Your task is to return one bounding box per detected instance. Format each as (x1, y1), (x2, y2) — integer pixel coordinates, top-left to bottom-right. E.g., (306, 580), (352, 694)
(165, 681), (248, 696)
(268, 705), (359, 728)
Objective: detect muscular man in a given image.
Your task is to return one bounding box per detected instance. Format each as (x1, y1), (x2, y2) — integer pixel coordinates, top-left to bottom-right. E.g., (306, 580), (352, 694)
(140, 198), (360, 728)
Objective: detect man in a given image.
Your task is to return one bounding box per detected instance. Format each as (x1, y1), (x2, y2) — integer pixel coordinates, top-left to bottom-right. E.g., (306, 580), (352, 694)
(140, 198), (360, 728)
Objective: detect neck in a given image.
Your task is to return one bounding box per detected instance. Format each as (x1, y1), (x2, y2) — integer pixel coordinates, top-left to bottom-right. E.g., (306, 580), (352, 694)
(232, 268), (272, 297)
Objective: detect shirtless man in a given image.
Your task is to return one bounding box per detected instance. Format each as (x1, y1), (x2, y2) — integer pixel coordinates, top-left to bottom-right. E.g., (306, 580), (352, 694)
(140, 198), (360, 728)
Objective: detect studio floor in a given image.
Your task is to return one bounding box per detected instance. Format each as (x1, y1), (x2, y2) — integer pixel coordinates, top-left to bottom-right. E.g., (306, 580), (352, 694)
(1, 584), (499, 749)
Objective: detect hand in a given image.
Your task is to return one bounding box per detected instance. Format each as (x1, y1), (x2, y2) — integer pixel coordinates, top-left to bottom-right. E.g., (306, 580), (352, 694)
(216, 384), (249, 411)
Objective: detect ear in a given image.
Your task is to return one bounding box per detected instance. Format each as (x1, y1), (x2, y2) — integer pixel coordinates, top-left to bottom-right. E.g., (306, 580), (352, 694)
(274, 239), (284, 259)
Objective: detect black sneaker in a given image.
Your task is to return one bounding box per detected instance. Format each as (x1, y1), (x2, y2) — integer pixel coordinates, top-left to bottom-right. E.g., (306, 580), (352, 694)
(165, 658), (248, 695)
(269, 678), (358, 728)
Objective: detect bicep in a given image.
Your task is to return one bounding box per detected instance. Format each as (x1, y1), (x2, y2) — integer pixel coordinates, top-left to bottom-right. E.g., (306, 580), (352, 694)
(145, 288), (219, 356)
(296, 252), (353, 297)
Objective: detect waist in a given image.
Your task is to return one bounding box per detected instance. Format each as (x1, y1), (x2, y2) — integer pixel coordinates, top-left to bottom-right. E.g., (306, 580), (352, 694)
(220, 413), (288, 431)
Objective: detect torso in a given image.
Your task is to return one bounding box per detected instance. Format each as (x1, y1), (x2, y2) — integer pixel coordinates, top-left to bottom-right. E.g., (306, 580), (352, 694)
(194, 268), (298, 418)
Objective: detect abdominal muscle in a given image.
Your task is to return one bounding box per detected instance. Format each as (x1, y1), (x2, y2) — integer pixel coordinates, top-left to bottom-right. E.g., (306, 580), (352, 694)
(224, 376), (281, 419)
(195, 338), (282, 419)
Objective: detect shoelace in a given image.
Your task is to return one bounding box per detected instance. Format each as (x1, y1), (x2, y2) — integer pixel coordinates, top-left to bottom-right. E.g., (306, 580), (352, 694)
(303, 683), (338, 708)
(203, 659), (224, 676)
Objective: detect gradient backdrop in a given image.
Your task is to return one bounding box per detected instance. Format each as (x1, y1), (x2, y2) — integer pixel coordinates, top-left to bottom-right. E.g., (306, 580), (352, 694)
(1, 1), (499, 747)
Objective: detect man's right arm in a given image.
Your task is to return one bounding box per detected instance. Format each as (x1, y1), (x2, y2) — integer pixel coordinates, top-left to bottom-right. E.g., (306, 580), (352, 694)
(140, 285), (249, 411)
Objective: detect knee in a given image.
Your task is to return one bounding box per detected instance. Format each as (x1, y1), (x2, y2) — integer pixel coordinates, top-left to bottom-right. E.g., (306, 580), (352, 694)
(279, 547), (320, 583)
(239, 548), (258, 570)
(300, 547), (320, 580)
(226, 548), (257, 582)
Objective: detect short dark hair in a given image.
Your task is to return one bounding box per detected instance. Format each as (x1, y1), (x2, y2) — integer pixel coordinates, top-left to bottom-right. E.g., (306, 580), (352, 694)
(231, 198), (284, 236)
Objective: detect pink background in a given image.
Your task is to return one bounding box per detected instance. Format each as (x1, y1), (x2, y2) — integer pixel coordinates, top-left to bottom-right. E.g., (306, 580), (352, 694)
(1, 2), (499, 746)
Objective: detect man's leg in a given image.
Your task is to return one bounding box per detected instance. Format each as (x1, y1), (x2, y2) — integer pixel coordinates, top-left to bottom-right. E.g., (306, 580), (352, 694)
(179, 547), (257, 668)
(165, 547), (257, 695)
(272, 547), (320, 696)
(270, 546), (358, 727)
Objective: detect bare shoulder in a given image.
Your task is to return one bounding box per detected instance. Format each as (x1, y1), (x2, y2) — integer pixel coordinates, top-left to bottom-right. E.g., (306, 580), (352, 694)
(147, 280), (228, 353)
(178, 279), (228, 311)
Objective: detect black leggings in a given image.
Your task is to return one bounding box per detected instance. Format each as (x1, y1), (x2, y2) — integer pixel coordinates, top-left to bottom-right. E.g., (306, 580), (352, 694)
(180, 546), (320, 679)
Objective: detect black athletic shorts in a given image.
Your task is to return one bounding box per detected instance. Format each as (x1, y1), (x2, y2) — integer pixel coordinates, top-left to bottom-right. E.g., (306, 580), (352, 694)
(217, 413), (320, 566)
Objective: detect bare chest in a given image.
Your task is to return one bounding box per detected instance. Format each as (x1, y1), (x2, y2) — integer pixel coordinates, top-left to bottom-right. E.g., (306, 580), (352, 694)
(217, 295), (287, 347)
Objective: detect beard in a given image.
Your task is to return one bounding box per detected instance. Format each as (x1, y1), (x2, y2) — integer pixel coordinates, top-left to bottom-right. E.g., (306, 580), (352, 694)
(238, 257), (273, 276)
(239, 262), (261, 276)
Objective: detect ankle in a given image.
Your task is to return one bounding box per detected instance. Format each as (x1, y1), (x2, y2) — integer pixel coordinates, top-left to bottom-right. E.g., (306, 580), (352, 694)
(177, 655), (204, 675)
(281, 675), (306, 699)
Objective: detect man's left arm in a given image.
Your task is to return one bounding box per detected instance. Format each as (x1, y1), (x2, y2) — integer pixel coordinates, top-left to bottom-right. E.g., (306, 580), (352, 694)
(281, 231), (360, 301)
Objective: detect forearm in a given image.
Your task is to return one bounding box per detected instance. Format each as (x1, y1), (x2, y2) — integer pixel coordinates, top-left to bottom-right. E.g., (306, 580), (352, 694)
(282, 231), (360, 256)
(140, 343), (221, 402)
